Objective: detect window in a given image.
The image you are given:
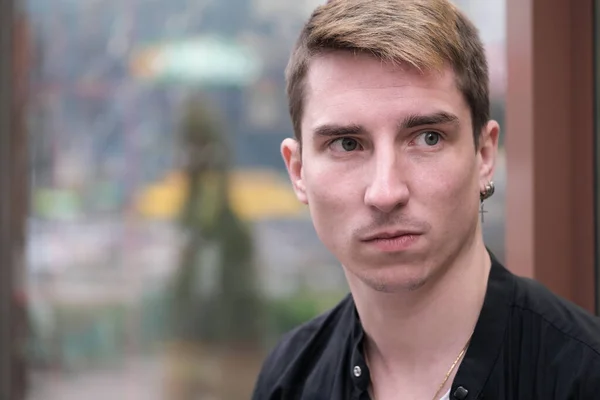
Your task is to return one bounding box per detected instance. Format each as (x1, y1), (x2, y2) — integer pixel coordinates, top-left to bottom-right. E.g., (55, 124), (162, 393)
(19, 1), (509, 398)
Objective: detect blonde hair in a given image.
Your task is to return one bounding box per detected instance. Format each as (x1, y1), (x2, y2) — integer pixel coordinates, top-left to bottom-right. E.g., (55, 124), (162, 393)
(286, 0), (489, 145)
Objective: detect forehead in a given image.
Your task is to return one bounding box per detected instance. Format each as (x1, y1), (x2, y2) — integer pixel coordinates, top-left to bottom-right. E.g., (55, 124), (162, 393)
(302, 51), (469, 134)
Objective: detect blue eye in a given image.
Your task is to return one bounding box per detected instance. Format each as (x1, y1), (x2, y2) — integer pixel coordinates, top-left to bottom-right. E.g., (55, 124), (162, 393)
(340, 138), (358, 151)
(413, 131), (442, 147)
(423, 132), (440, 146)
(330, 137), (361, 152)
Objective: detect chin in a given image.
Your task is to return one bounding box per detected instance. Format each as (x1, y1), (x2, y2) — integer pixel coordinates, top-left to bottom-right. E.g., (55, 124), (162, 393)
(355, 263), (433, 293)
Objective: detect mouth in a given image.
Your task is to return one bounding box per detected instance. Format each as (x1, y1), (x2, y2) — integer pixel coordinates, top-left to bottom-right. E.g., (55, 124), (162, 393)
(361, 230), (423, 242)
(360, 231), (422, 252)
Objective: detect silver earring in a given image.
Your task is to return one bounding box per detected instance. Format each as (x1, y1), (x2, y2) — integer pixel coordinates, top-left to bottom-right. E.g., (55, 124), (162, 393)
(479, 181), (494, 223)
(480, 181), (495, 202)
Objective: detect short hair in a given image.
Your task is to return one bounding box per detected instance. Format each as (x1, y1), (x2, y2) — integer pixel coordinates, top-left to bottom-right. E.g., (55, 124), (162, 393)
(285, 0), (490, 147)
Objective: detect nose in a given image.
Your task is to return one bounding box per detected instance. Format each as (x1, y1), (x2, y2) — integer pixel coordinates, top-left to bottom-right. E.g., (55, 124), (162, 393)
(364, 151), (410, 213)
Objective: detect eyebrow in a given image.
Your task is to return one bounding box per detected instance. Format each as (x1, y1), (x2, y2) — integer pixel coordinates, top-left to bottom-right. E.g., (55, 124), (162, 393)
(312, 111), (460, 138)
(400, 111), (460, 129)
(313, 123), (365, 138)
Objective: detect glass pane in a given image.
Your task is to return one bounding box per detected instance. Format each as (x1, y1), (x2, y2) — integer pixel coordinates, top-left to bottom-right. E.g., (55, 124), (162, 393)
(24, 1), (341, 399)
(21, 1), (508, 399)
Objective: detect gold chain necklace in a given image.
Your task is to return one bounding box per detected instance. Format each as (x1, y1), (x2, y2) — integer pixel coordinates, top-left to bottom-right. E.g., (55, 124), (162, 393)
(365, 336), (472, 400)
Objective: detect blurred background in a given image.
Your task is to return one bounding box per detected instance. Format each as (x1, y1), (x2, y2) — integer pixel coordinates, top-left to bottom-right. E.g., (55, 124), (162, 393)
(7, 0), (506, 399)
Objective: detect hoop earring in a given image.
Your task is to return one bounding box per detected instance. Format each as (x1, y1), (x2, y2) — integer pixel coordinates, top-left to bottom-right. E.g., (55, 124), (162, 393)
(480, 181), (495, 202)
(479, 181), (495, 223)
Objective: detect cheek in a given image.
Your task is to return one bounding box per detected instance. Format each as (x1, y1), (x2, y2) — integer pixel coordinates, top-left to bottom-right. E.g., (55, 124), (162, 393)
(302, 162), (364, 235)
(411, 154), (478, 211)
(304, 166), (350, 211)
(303, 157), (362, 203)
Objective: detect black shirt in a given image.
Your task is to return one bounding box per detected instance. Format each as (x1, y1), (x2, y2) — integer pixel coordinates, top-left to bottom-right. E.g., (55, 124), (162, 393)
(251, 254), (600, 399)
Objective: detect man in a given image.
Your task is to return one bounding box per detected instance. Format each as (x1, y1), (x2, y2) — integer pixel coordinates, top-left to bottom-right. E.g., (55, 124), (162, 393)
(252, 0), (600, 399)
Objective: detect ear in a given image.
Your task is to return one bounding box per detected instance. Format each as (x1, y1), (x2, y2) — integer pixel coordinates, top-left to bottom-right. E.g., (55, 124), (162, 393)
(281, 138), (308, 204)
(478, 120), (500, 188)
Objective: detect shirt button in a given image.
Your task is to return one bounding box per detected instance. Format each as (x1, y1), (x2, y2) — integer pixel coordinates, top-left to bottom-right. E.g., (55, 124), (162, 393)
(453, 386), (469, 399)
(353, 365), (362, 377)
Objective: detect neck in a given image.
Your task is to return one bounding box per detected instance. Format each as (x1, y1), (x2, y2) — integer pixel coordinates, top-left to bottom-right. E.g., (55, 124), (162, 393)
(348, 235), (491, 371)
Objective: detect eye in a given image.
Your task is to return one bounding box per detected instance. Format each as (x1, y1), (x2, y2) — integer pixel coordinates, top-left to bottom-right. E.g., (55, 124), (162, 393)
(415, 131), (442, 146)
(330, 137), (361, 152)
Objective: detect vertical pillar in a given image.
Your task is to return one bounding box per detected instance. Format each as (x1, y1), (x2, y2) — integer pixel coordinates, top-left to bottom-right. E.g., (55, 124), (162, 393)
(506, 0), (596, 312)
(1, 0), (30, 397)
(0, 0), (16, 396)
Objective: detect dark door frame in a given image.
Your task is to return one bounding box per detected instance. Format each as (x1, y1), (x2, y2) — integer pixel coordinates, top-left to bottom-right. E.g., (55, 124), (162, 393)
(594, 0), (600, 315)
(0, 0), (16, 395)
(506, 0), (597, 313)
(1, 0), (30, 397)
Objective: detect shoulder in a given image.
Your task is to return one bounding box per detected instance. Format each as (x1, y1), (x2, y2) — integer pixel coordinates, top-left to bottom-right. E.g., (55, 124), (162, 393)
(485, 260), (600, 396)
(251, 294), (355, 399)
(510, 273), (600, 357)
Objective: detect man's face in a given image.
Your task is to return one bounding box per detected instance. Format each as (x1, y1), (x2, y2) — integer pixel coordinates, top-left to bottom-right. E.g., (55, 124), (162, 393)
(282, 51), (498, 292)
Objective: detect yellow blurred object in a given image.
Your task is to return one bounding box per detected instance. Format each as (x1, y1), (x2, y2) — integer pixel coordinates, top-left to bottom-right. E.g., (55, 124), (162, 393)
(135, 169), (307, 221)
(136, 172), (188, 219)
